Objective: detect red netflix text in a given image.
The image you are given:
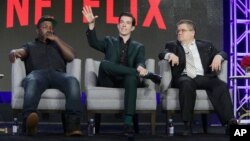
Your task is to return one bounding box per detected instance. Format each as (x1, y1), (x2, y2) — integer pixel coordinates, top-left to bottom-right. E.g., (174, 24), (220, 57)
(6, 0), (167, 29)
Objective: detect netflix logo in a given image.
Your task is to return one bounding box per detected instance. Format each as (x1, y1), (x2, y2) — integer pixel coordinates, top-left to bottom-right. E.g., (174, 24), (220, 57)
(6, 0), (167, 29)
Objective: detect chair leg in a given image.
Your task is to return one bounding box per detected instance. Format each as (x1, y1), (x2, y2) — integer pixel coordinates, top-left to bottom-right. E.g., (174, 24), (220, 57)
(165, 113), (169, 134)
(133, 114), (139, 134)
(94, 113), (101, 134)
(151, 111), (156, 135)
(201, 114), (208, 134)
(12, 110), (19, 120)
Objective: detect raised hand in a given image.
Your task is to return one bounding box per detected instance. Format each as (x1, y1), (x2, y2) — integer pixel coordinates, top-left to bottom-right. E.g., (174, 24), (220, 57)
(82, 6), (98, 24)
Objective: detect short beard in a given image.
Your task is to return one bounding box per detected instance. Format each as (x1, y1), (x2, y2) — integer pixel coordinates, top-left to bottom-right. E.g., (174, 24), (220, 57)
(38, 34), (47, 42)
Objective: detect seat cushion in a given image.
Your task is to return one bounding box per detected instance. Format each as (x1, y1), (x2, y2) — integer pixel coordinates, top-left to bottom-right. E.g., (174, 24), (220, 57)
(12, 87), (66, 110)
(162, 88), (214, 111)
(13, 87), (65, 99)
(86, 87), (157, 110)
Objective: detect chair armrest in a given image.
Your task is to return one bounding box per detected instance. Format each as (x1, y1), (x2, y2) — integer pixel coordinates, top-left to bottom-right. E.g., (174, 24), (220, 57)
(66, 58), (82, 84)
(218, 60), (227, 83)
(84, 58), (99, 87)
(0, 74), (4, 79)
(12, 58), (26, 89)
(158, 60), (172, 93)
(145, 58), (155, 89)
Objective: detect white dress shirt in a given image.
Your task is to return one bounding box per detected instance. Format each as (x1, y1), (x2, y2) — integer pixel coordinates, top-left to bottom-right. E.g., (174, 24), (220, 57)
(182, 40), (204, 76)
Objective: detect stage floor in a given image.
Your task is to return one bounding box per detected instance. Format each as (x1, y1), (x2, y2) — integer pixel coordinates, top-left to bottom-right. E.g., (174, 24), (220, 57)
(0, 122), (229, 141)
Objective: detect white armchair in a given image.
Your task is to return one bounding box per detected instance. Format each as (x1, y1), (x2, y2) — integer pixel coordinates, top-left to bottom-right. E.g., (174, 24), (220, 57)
(11, 58), (82, 117)
(84, 58), (157, 135)
(158, 60), (228, 133)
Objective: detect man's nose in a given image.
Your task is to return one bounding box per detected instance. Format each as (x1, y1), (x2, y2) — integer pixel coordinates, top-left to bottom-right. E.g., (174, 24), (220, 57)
(121, 23), (126, 27)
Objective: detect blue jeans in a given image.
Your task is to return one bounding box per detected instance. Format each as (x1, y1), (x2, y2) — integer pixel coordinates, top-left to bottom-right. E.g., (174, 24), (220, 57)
(22, 69), (82, 120)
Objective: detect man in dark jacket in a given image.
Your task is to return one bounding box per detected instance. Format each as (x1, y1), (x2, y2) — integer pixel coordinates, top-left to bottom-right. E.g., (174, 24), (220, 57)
(158, 19), (237, 136)
(8, 16), (82, 136)
(82, 6), (161, 136)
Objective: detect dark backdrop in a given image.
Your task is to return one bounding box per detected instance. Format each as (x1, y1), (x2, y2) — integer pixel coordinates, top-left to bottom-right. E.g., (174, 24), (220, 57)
(0, 0), (224, 92)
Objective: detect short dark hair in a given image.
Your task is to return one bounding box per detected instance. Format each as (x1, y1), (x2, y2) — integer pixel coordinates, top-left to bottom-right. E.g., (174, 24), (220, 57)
(37, 15), (57, 28)
(177, 19), (196, 32)
(118, 12), (136, 26)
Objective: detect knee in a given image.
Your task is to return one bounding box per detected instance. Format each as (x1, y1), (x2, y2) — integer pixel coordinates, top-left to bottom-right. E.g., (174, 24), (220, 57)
(125, 73), (137, 83)
(65, 76), (80, 95)
(178, 80), (196, 92)
(23, 77), (41, 89)
(65, 76), (80, 88)
(99, 60), (111, 70)
(217, 81), (228, 90)
(181, 80), (195, 87)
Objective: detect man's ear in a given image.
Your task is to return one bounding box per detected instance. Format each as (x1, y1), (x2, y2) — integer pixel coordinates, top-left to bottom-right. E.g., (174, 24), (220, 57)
(117, 24), (119, 30)
(192, 31), (195, 37)
(131, 26), (135, 31)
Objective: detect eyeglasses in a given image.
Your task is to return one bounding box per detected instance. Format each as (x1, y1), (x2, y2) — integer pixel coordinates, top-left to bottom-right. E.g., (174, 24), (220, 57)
(176, 29), (193, 34)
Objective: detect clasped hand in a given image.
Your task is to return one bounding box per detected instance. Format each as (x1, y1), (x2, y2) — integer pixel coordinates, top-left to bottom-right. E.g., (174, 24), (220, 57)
(137, 66), (148, 77)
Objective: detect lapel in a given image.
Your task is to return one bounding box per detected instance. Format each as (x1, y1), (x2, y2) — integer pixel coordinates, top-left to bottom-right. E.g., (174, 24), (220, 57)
(115, 37), (121, 57)
(128, 40), (135, 57)
(196, 41), (207, 67)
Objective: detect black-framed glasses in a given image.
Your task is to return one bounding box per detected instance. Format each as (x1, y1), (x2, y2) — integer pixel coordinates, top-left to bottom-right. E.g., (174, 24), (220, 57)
(176, 29), (192, 34)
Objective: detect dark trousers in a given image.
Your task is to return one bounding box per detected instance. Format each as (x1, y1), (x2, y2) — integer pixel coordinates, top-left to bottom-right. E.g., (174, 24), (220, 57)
(22, 69), (82, 128)
(98, 60), (141, 116)
(172, 75), (234, 125)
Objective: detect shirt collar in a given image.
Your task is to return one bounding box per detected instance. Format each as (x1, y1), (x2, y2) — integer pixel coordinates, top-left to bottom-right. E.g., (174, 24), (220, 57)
(181, 39), (196, 48)
(119, 36), (131, 45)
(35, 38), (52, 44)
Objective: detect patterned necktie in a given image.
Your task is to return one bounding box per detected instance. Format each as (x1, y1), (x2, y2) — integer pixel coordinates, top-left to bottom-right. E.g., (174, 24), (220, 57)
(184, 46), (196, 78)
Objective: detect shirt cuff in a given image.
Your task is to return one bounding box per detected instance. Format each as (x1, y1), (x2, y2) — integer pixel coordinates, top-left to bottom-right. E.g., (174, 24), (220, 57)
(164, 53), (171, 60)
(216, 54), (224, 61)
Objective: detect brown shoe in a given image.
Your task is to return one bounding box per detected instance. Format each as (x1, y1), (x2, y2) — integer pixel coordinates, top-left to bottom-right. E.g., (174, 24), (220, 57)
(65, 130), (83, 137)
(26, 112), (39, 136)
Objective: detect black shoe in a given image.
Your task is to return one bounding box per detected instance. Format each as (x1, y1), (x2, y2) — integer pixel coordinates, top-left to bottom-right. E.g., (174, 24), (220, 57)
(225, 124), (229, 135)
(182, 122), (192, 136)
(225, 118), (238, 135)
(123, 125), (134, 137)
(144, 72), (162, 85)
(228, 118), (238, 125)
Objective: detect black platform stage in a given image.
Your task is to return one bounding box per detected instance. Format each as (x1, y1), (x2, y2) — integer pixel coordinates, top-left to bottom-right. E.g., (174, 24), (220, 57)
(0, 122), (229, 141)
